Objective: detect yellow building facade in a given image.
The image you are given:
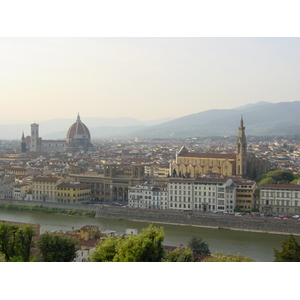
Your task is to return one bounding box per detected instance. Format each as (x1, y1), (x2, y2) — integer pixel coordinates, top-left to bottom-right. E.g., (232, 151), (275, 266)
(235, 180), (257, 211)
(32, 176), (63, 202)
(57, 182), (91, 204)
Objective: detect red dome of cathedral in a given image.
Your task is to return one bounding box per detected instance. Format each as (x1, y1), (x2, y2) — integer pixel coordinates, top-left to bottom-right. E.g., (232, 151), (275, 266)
(66, 114), (93, 151)
(67, 114), (91, 140)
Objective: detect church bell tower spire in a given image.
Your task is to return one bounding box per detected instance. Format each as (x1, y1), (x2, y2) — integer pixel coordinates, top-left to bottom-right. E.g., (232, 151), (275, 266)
(236, 116), (247, 177)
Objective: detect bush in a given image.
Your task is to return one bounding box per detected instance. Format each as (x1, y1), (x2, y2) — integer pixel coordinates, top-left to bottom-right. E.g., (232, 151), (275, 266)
(203, 252), (255, 262)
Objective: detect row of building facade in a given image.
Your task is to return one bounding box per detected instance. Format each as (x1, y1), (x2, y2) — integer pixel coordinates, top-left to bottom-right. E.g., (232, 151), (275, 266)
(3, 168), (300, 215)
(128, 178), (300, 215)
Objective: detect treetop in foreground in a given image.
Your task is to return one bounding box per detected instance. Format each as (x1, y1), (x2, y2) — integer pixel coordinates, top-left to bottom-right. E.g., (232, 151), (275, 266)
(274, 234), (300, 262)
(38, 231), (79, 262)
(187, 236), (210, 256)
(0, 222), (35, 262)
(89, 224), (165, 262)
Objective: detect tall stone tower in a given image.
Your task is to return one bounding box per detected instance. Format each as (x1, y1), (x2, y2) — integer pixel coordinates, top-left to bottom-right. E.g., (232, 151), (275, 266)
(236, 116), (247, 177)
(30, 123), (39, 152)
(21, 131), (26, 153)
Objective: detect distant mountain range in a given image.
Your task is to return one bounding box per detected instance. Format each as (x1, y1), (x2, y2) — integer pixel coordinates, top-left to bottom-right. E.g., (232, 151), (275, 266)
(131, 101), (300, 138)
(1, 101), (300, 140)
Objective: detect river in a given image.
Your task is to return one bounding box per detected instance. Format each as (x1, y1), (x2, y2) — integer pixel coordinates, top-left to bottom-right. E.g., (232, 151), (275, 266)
(0, 208), (298, 262)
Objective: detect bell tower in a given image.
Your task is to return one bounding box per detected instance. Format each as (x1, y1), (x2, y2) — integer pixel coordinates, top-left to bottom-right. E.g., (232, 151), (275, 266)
(236, 116), (247, 177)
(21, 131), (26, 153)
(30, 123), (39, 152)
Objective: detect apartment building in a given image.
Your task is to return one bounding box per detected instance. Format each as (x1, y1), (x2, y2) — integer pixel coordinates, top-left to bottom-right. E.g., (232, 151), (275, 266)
(168, 178), (236, 213)
(0, 174), (15, 199)
(57, 182), (91, 204)
(128, 184), (168, 209)
(12, 184), (31, 200)
(235, 180), (257, 211)
(259, 183), (300, 215)
(31, 176), (63, 202)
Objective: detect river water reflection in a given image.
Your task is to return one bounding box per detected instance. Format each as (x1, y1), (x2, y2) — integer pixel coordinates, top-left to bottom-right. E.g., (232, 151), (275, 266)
(1, 208), (299, 262)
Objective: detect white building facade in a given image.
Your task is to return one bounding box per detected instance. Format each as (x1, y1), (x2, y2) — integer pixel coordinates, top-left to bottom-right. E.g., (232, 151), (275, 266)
(259, 183), (300, 215)
(168, 178), (236, 213)
(128, 184), (167, 209)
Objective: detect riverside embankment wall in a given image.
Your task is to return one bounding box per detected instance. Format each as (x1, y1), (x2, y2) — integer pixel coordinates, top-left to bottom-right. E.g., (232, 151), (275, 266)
(1, 200), (300, 235)
(96, 206), (300, 236)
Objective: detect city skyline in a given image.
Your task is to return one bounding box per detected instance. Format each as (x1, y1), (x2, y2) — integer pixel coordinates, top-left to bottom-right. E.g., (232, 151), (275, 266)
(1, 37), (300, 124)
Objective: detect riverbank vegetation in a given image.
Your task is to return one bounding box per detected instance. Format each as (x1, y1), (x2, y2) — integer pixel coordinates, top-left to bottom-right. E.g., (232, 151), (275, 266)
(0, 203), (95, 217)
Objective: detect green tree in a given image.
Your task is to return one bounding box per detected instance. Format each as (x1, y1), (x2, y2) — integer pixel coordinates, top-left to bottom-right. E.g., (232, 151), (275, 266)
(187, 236), (210, 255)
(90, 224), (165, 262)
(114, 224), (165, 262)
(203, 252), (255, 262)
(172, 169), (177, 177)
(249, 167), (257, 180)
(0, 222), (35, 262)
(89, 236), (121, 262)
(38, 231), (79, 262)
(258, 170), (295, 185)
(290, 179), (299, 185)
(258, 177), (276, 186)
(14, 224), (36, 262)
(274, 234), (300, 262)
(163, 247), (193, 262)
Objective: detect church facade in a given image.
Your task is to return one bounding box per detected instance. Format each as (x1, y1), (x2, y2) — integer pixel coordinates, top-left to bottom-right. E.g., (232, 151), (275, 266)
(170, 118), (270, 179)
(22, 114), (94, 153)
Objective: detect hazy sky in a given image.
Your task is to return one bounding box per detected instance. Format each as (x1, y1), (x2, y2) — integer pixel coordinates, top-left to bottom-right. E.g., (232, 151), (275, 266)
(1, 37), (300, 124)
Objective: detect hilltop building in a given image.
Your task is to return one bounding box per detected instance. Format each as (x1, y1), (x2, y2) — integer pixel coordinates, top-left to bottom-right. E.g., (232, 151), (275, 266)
(23, 114), (94, 153)
(170, 117), (270, 179)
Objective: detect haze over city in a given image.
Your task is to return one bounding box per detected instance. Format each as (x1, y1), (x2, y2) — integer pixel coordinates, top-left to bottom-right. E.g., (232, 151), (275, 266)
(1, 37), (300, 124)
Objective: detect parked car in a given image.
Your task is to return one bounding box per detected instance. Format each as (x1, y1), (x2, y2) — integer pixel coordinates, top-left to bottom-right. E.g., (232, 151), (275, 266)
(293, 215), (300, 219)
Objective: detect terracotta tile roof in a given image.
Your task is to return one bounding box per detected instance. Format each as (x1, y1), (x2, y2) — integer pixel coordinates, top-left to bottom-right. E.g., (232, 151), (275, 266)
(80, 225), (99, 231)
(169, 178), (195, 183)
(57, 182), (90, 188)
(178, 152), (236, 159)
(33, 176), (60, 182)
(260, 184), (300, 189)
(194, 178), (228, 183)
